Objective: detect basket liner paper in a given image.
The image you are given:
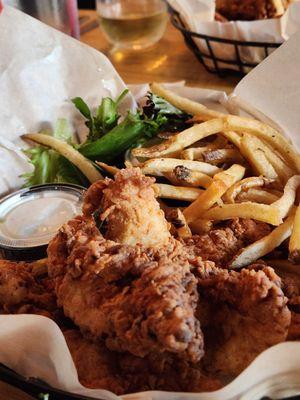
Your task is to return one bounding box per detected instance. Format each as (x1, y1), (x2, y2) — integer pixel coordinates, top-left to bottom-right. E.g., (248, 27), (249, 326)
(1, 5), (300, 400)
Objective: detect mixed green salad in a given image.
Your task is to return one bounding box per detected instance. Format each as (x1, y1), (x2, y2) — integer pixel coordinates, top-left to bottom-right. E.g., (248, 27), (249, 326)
(23, 90), (191, 187)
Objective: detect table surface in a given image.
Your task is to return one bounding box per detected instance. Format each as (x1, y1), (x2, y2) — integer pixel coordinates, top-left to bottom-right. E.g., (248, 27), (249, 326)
(0, 9), (240, 400)
(79, 10), (241, 93)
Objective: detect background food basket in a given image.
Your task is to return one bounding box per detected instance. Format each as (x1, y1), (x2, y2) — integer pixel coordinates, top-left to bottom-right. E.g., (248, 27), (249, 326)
(168, 5), (282, 77)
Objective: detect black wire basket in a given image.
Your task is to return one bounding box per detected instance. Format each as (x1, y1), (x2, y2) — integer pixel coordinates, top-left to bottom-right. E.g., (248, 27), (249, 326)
(168, 6), (282, 77)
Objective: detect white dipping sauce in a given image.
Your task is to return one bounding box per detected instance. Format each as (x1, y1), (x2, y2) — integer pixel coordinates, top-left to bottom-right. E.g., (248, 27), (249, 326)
(3, 197), (78, 239)
(0, 185), (84, 249)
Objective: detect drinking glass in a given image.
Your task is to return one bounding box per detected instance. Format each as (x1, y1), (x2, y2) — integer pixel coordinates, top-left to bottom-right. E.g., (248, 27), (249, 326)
(96, 0), (168, 50)
(3, 0), (80, 38)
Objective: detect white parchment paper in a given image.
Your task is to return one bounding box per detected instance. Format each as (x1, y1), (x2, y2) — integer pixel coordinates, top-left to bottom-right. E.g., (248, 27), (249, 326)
(168, 0), (300, 71)
(1, 5), (300, 400)
(0, 6), (135, 197)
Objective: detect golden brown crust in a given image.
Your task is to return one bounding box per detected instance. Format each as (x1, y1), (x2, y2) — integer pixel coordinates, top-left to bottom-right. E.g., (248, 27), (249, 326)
(216, 0), (287, 20)
(195, 265), (291, 378)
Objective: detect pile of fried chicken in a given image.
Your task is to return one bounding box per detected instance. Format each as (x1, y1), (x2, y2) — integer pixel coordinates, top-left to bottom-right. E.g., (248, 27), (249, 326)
(215, 0), (293, 21)
(0, 168), (300, 394)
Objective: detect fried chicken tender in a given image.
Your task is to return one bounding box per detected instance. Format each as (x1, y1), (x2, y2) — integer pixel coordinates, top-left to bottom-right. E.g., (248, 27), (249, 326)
(83, 168), (171, 247)
(0, 259), (57, 317)
(183, 219), (271, 267)
(194, 263), (291, 378)
(63, 329), (127, 394)
(216, 0), (287, 20)
(64, 329), (221, 394)
(48, 216), (203, 362)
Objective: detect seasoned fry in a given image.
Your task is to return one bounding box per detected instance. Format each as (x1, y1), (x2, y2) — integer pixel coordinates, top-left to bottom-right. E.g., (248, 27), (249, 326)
(202, 148), (243, 165)
(223, 115), (300, 172)
(242, 135), (294, 183)
(273, 175), (300, 219)
(132, 118), (225, 158)
(180, 136), (228, 160)
(181, 146), (214, 161)
(236, 189), (280, 205)
(96, 161), (119, 175)
(23, 133), (103, 183)
(165, 166), (213, 188)
(166, 208), (192, 238)
(229, 216), (294, 269)
(150, 82), (225, 120)
(224, 176), (273, 203)
(289, 205), (300, 263)
(221, 130), (242, 148)
(156, 183), (203, 202)
(240, 134), (278, 180)
(201, 202), (282, 226)
(184, 164), (246, 223)
(140, 158), (221, 177)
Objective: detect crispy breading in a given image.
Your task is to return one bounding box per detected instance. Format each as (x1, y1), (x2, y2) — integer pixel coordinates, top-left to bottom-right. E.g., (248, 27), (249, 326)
(63, 329), (127, 394)
(83, 168), (171, 247)
(0, 259), (57, 318)
(194, 263), (291, 378)
(216, 0), (287, 20)
(183, 219), (271, 267)
(64, 329), (221, 394)
(48, 219), (203, 362)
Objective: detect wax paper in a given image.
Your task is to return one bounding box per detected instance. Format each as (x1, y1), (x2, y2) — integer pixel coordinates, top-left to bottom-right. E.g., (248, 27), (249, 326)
(1, 5), (300, 400)
(0, 6), (135, 197)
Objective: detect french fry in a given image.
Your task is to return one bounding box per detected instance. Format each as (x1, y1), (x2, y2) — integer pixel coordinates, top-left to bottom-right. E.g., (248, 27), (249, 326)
(150, 82), (225, 120)
(96, 161), (119, 175)
(223, 115), (300, 172)
(184, 164), (246, 223)
(273, 175), (300, 219)
(229, 215), (294, 269)
(272, 0), (285, 16)
(242, 135), (294, 183)
(236, 189), (280, 204)
(201, 202), (282, 226)
(23, 133), (103, 183)
(132, 118), (225, 158)
(181, 146), (214, 161)
(240, 134), (278, 180)
(180, 135), (228, 160)
(140, 158), (221, 177)
(289, 205), (300, 263)
(165, 166), (213, 188)
(165, 208), (192, 238)
(156, 183), (203, 202)
(224, 176), (273, 203)
(202, 148), (243, 165)
(221, 130), (242, 148)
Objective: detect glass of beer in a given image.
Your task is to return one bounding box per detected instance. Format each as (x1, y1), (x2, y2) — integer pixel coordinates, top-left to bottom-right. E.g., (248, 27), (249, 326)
(96, 0), (168, 50)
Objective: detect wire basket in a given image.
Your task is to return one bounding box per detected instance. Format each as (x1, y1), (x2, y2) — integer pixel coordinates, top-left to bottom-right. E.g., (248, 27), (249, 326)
(169, 6), (282, 77)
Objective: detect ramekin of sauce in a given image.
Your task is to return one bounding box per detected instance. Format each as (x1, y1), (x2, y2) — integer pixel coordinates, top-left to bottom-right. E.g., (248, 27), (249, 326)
(0, 184), (85, 261)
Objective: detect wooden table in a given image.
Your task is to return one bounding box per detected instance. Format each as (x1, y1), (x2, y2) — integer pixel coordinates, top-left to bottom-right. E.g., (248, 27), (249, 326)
(79, 10), (240, 93)
(0, 9), (240, 400)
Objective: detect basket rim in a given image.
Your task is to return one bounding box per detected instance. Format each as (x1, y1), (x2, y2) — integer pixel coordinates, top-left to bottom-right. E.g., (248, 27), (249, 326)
(168, 5), (283, 47)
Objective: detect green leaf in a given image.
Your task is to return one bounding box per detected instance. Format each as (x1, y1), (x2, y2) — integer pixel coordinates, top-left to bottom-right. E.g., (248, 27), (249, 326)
(22, 146), (89, 188)
(79, 112), (145, 160)
(53, 118), (73, 142)
(71, 97), (92, 119)
(73, 90), (129, 143)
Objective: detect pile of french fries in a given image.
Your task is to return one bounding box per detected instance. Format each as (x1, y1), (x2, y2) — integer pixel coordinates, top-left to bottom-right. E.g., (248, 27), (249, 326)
(23, 82), (300, 270)
(129, 83), (300, 269)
